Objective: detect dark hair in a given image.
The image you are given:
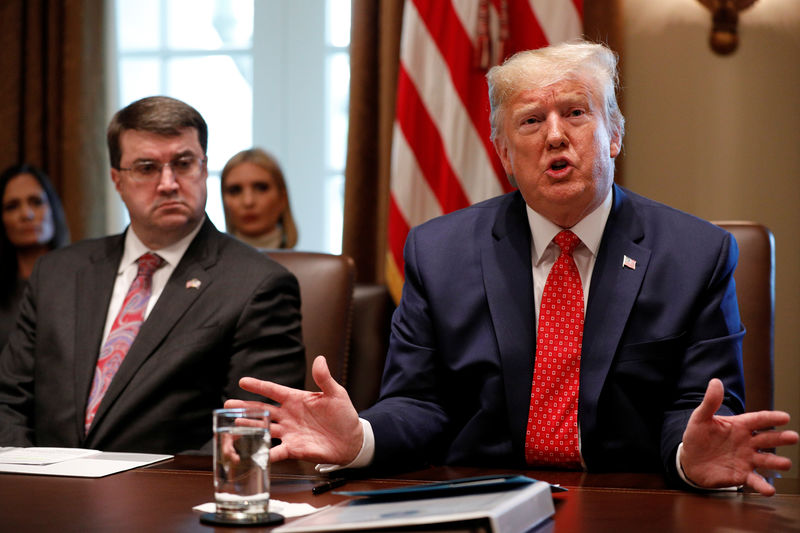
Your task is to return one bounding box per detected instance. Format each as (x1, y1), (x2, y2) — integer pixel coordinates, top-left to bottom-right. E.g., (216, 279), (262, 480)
(106, 96), (208, 169)
(0, 163), (70, 299)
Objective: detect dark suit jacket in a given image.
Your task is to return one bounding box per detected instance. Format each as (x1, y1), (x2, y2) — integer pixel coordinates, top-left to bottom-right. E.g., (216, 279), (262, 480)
(361, 185), (745, 485)
(0, 279), (24, 350)
(0, 218), (305, 454)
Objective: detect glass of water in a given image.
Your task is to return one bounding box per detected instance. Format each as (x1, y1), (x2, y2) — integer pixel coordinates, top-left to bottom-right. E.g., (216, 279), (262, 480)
(212, 408), (270, 521)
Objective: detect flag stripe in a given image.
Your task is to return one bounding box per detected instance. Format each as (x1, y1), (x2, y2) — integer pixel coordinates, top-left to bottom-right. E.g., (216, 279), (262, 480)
(450, 0), (481, 41)
(395, 64), (472, 214)
(505, 0), (550, 53)
(401, 2), (504, 205)
(390, 122), (443, 228)
(572, 0), (583, 19)
(530, 0), (582, 45)
(388, 194), (411, 287)
(410, 0), (508, 193)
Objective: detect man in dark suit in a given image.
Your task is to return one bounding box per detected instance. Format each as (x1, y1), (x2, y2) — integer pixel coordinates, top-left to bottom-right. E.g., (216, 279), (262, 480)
(226, 42), (797, 495)
(0, 96), (305, 454)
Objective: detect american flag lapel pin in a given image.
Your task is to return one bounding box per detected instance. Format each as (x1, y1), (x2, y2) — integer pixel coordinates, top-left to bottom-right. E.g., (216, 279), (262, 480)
(185, 278), (202, 289)
(622, 255), (637, 270)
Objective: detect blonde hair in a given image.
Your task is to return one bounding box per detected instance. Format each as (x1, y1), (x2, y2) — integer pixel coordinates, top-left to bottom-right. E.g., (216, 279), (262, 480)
(487, 40), (625, 146)
(220, 148), (298, 248)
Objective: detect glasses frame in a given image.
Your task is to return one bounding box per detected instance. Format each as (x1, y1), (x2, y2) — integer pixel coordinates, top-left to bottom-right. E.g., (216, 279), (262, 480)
(118, 156), (208, 183)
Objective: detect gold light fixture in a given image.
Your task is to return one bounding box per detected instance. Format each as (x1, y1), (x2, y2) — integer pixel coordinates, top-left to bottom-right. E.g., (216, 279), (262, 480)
(697, 0), (759, 55)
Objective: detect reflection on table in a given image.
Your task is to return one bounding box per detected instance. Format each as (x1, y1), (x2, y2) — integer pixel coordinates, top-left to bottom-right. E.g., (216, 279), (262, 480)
(0, 455), (797, 532)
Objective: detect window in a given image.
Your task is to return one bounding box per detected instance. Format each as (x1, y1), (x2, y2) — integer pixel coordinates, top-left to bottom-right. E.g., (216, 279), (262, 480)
(109, 0), (350, 253)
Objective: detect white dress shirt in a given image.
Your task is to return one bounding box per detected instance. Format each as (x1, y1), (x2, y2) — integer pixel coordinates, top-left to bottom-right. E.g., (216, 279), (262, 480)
(527, 189), (612, 327)
(100, 220), (204, 346)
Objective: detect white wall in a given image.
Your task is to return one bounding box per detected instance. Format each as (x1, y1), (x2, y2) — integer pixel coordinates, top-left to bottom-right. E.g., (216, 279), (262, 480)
(254, 0), (328, 252)
(623, 0), (800, 475)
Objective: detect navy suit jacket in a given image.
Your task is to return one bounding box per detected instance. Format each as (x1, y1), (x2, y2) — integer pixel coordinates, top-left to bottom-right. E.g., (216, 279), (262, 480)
(0, 218), (305, 454)
(361, 185), (745, 485)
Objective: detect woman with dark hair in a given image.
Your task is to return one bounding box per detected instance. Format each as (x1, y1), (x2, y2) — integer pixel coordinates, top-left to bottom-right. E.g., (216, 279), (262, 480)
(0, 164), (69, 347)
(221, 148), (298, 249)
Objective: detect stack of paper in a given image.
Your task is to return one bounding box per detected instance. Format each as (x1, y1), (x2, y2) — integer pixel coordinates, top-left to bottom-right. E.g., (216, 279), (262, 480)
(0, 447), (171, 477)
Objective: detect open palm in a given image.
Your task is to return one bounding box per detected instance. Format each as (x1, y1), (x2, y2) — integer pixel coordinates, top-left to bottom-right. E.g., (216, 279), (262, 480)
(225, 355), (363, 465)
(681, 379), (798, 496)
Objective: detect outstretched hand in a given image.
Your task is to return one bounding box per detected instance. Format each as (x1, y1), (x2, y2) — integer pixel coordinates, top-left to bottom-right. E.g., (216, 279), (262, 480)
(224, 355), (363, 465)
(681, 378), (799, 496)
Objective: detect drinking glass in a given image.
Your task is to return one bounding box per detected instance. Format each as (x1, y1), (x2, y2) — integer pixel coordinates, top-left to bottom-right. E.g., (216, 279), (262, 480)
(212, 408), (270, 520)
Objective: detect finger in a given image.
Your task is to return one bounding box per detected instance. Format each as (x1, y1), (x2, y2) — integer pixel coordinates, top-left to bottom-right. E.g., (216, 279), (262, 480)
(691, 378), (725, 422)
(224, 399), (275, 416)
(224, 398), (246, 409)
(269, 422), (284, 440)
(736, 410), (792, 431)
(269, 443), (289, 463)
(752, 429), (800, 449)
(751, 452), (793, 472)
(745, 471), (776, 497)
(234, 418), (268, 429)
(220, 434), (241, 464)
(311, 355), (344, 396)
(239, 377), (291, 402)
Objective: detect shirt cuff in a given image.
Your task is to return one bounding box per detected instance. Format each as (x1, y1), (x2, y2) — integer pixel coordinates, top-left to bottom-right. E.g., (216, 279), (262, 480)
(676, 442), (740, 491)
(315, 418), (375, 473)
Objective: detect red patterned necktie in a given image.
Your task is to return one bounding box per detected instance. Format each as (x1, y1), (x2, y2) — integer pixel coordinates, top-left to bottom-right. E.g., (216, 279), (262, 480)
(85, 253), (164, 432)
(525, 230), (584, 468)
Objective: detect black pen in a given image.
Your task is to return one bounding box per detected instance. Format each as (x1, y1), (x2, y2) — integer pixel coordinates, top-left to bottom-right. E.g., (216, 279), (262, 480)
(312, 477), (347, 495)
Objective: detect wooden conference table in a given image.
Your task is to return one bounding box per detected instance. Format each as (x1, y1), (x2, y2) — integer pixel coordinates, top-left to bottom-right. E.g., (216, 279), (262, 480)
(0, 455), (797, 532)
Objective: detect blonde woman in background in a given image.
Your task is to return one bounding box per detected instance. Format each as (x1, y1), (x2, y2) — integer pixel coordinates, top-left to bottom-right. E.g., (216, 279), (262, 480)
(221, 148), (298, 249)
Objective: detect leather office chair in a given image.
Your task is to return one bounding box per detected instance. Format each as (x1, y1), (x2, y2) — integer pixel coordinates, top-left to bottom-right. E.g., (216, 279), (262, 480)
(713, 221), (775, 411)
(347, 283), (395, 411)
(266, 251), (355, 392)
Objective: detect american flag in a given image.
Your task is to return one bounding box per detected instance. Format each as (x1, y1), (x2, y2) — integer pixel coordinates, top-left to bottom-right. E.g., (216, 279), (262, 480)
(622, 255), (637, 270)
(387, 0), (583, 302)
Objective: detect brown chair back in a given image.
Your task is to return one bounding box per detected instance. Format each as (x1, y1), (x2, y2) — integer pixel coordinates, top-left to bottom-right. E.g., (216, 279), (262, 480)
(347, 283), (395, 411)
(266, 251), (355, 392)
(713, 221), (775, 411)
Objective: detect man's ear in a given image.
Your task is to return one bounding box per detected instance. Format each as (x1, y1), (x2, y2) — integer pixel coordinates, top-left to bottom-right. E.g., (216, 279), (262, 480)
(111, 168), (122, 192)
(493, 136), (518, 189)
(609, 131), (622, 159)
(493, 136), (513, 176)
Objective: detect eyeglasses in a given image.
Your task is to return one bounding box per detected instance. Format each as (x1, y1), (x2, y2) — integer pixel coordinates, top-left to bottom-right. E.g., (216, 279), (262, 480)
(118, 156), (207, 183)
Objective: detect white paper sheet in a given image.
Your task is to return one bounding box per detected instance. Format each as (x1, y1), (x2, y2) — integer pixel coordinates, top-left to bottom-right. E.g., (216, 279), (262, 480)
(193, 499), (325, 518)
(0, 449), (172, 477)
(0, 447), (100, 465)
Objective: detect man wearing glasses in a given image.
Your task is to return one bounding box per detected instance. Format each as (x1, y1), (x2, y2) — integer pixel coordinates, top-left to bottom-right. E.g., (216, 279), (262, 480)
(0, 96), (305, 454)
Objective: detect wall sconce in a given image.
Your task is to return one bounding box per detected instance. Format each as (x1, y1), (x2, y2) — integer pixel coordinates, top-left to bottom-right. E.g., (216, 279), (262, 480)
(697, 0), (759, 55)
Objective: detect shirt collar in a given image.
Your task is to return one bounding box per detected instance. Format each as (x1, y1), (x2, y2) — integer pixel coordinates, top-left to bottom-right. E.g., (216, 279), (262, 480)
(526, 186), (613, 266)
(118, 217), (205, 274)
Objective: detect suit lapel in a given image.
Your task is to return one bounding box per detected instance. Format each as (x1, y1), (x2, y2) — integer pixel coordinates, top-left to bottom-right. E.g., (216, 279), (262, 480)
(87, 220), (220, 439)
(481, 192), (534, 459)
(579, 185), (650, 436)
(73, 236), (125, 440)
